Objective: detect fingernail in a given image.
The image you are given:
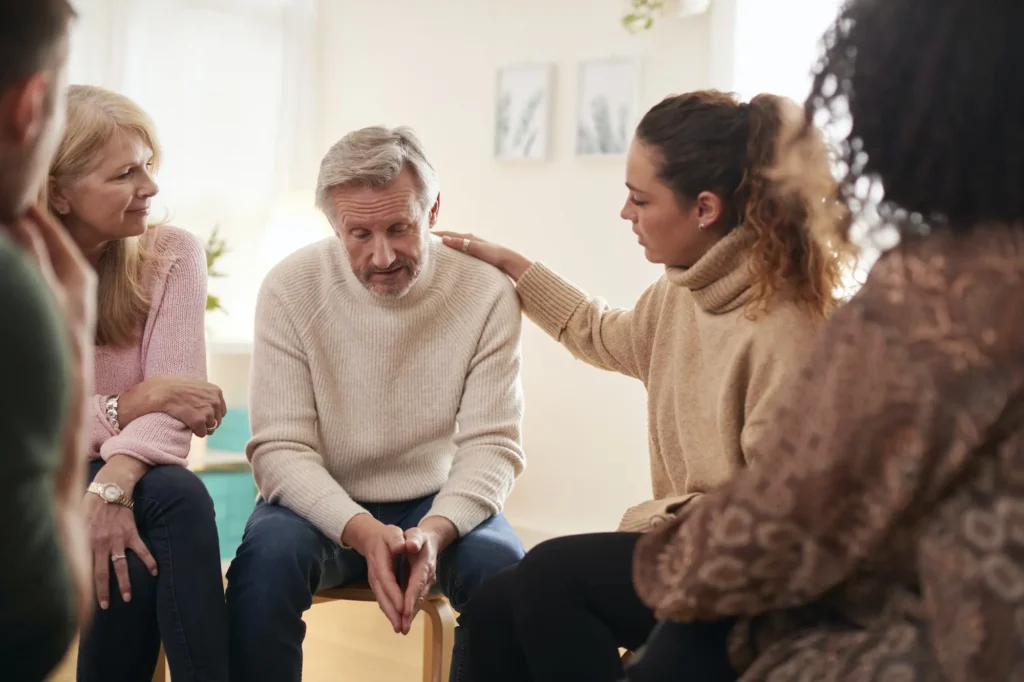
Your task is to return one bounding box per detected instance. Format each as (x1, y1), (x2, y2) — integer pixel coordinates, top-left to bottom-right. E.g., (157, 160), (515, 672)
(100, 601), (109, 610)
(122, 592), (131, 602)
(151, 569), (158, 576)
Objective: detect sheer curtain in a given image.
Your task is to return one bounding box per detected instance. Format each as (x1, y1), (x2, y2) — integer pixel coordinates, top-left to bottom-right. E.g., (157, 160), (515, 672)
(67, 0), (320, 341)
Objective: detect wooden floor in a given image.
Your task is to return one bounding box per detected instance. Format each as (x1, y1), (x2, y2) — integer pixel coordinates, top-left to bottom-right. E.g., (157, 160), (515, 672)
(46, 598), (428, 682)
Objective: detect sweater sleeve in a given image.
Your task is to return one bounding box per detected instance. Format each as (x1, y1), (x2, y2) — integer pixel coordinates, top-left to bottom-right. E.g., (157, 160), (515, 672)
(99, 228), (208, 466)
(426, 281), (526, 536)
(632, 276), (1000, 622)
(516, 262), (656, 381)
(247, 284), (368, 543)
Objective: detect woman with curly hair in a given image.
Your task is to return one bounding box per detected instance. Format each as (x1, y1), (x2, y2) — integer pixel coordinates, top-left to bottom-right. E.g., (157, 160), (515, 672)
(629, 1), (1024, 681)
(437, 89), (847, 682)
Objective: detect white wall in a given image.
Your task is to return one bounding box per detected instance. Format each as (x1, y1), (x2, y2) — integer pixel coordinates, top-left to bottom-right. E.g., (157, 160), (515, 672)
(316, 0), (711, 540)
(731, 0), (845, 103)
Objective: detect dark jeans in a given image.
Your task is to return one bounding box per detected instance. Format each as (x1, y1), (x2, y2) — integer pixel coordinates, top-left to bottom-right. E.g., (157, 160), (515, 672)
(77, 460), (228, 682)
(225, 497), (525, 682)
(460, 532), (735, 682)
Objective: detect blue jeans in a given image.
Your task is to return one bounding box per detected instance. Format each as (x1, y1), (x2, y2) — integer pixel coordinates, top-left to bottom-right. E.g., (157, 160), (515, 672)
(78, 460), (228, 682)
(225, 496), (524, 682)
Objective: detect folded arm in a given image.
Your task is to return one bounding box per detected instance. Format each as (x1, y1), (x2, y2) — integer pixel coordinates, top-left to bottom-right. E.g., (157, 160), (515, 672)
(97, 231), (208, 466)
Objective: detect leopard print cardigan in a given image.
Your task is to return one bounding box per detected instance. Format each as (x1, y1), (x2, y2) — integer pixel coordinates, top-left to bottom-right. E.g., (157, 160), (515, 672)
(633, 226), (1024, 682)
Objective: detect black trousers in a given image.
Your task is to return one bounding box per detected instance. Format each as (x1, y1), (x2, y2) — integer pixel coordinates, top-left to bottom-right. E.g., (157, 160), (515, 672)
(77, 460), (228, 682)
(460, 532), (736, 682)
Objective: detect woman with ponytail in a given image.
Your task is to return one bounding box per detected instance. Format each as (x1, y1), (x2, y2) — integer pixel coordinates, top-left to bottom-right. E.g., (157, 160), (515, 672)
(439, 90), (846, 682)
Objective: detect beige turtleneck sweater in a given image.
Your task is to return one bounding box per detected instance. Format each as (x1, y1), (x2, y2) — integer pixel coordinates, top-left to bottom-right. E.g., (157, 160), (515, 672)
(515, 227), (822, 532)
(247, 236), (525, 542)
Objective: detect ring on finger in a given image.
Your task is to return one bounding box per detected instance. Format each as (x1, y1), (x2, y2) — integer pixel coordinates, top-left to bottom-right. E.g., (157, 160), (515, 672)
(461, 238), (471, 253)
(111, 553), (127, 562)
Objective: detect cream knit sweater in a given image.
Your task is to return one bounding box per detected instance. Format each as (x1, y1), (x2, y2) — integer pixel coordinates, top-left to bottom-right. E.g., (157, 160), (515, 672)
(516, 227), (822, 532)
(247, 236), (525, 542)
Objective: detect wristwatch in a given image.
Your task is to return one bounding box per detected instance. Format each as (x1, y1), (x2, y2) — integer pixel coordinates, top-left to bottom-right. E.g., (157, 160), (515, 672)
(87, 481), (135, 510)
(104, 394), (120, 431)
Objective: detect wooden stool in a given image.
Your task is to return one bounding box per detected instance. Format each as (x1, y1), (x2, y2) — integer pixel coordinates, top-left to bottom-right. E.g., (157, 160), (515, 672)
(152, 648), (166, 682)
(313, 582), (456, 682)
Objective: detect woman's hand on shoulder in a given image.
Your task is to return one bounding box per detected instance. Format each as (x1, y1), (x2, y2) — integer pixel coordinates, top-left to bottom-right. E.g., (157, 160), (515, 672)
(434, 230), (534, 282)
(119, 375), (226, 437)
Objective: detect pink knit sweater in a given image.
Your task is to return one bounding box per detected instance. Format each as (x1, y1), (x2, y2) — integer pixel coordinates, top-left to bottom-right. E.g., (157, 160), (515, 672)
(88, 225), (208, 466)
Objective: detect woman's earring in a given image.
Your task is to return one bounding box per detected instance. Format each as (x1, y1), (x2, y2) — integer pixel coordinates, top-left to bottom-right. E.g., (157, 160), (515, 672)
(698, 223), (706, 231)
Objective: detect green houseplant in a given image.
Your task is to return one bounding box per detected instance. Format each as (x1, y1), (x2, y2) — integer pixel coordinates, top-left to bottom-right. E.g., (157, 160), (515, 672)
(204, 226), (228, 313)
(622, 0), (665, 33)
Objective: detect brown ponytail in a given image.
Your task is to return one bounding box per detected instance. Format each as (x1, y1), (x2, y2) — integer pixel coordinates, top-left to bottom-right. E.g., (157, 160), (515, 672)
(636, 90), (848, 319)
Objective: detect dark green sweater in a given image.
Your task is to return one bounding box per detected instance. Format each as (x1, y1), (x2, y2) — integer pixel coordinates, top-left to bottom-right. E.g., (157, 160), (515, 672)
(0, 229), (76, 679)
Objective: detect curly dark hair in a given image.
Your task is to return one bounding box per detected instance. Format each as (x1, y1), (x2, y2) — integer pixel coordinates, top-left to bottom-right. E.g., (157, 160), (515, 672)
(799, 0), (1024, 240)
(637, 90), (847, 319)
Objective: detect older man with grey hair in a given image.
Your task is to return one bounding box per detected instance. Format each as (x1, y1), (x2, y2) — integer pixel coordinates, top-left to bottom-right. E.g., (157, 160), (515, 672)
(226, 126), (526, 682)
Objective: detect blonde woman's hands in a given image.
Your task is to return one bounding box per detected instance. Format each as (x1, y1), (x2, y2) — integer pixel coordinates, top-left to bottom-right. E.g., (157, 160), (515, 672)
(83, 456), (158, 610)
(434, 231), (533, 282)
(119, 376), (227, 437)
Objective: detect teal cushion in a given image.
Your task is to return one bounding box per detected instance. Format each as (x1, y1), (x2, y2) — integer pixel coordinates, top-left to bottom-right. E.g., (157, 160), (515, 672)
(198, 469), (256, 560)
(206, 407), (250, 453)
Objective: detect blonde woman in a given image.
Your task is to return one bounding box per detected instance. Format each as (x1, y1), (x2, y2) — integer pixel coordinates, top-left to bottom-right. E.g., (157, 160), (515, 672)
(47, 85), (228, 682)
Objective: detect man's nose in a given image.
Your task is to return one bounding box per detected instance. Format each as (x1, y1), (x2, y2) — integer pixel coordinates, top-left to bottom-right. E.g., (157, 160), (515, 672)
(371, 237), (396, 269)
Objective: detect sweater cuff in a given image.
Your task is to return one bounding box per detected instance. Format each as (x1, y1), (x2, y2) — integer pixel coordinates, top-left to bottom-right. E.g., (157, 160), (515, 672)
(424, 495), (493, 537)
(516, 263), (588, 340)
(616, 494), (700, 533)
(309, 492), (370, 546)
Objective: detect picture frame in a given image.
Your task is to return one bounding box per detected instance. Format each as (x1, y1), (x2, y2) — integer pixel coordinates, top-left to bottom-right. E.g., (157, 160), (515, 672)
(575, 57), (642, 158)
(494, 63), (555, 161)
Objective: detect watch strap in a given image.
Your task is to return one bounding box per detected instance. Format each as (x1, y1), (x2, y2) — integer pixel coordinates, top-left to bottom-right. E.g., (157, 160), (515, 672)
(87, 481), (135, 510)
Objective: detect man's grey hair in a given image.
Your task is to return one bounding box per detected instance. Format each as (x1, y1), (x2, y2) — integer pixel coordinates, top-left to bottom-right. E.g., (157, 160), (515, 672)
(315, 125), (439, 223)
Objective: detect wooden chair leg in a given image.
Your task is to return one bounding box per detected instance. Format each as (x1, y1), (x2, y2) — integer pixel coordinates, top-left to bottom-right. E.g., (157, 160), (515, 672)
(421, 598), (456, 682)
(152, 646), (167, 682)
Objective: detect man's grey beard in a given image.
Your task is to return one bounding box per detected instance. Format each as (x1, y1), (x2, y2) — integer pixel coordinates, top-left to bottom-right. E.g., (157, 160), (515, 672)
(357, 238), (430, 299)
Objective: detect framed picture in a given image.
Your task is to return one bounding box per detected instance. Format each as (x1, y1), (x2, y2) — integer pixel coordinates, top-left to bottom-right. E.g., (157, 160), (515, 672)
(494, 63), (554, 160)
(576, 57), (641, 157)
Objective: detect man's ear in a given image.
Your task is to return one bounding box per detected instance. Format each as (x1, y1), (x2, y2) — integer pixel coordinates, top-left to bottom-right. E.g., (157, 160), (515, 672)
(428, 193), (441, 228)
(1, 72), (52, 149)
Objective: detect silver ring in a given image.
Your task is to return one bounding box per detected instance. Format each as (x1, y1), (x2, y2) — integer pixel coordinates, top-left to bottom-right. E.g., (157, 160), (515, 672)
(111, 553), (127, 562)
(461, 238), (471, 254)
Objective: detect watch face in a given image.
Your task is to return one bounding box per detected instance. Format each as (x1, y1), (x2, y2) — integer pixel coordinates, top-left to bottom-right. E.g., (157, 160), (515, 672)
(101, 484), (121, 502)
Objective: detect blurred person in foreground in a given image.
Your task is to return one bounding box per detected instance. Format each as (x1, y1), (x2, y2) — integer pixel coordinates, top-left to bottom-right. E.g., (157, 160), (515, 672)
(630, 1), (1024, 680)
(0, 0), (96, 679)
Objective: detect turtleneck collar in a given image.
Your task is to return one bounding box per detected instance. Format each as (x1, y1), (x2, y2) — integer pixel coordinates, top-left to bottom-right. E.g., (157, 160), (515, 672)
(333, 234), (440, 308)
(665, 226), (757, 313)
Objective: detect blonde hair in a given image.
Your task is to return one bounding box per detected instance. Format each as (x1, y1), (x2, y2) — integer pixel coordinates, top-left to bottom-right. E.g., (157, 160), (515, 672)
(48, 85), (163, 347)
